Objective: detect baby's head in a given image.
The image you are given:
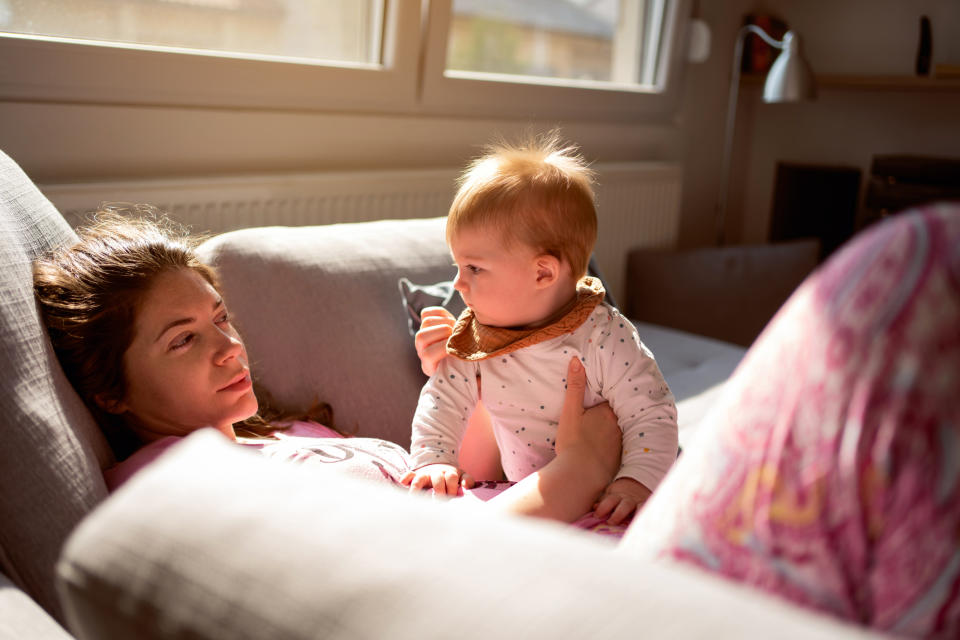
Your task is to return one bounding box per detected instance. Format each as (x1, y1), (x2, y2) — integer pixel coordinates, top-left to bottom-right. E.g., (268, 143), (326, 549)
(447, 132), (597, 279)
(446, 133), (598, 327)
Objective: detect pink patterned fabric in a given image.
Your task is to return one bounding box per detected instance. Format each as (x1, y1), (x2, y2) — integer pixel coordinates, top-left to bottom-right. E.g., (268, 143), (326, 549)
(625, 204), (960, 637)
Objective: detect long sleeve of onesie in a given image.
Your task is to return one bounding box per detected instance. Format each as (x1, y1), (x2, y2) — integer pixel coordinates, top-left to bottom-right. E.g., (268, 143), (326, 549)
(585, 305), (678, 493)
(410, 356), (479, 469)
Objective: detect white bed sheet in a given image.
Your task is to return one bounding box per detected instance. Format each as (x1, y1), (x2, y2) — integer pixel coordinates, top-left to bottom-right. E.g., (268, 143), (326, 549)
(632, 321), (746, 448)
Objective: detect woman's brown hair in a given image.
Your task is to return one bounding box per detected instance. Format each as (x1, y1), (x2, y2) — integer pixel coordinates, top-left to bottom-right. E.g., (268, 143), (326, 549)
(33, 205), (333, 459)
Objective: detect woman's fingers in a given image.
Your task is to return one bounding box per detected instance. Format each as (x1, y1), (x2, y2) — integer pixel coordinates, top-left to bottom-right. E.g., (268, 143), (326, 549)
(555, 357), (587, 455)
(580, 403), (622, 477)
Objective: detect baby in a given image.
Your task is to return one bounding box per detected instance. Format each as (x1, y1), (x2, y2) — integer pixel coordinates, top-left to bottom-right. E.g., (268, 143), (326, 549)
(404, 133), (678, 523)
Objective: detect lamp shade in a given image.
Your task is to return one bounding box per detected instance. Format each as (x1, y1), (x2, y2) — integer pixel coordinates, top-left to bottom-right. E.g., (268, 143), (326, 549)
(763, 31), (817, 102)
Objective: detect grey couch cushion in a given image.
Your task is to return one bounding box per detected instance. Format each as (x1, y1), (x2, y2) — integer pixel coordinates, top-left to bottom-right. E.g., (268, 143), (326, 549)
(57, 430), (877, 640)
(0, 149), (112, 622)
(196, 217), (456, 448)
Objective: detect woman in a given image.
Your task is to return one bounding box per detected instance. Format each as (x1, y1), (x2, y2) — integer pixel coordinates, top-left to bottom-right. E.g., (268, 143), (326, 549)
(33, 210), (622, 523)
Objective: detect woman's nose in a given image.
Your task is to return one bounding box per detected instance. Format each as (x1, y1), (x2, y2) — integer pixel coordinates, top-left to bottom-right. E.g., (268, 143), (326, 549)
(215, 330), (244, 364)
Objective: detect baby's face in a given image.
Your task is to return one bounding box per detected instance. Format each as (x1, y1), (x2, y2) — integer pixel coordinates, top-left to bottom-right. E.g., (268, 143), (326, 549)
(449, 227), (543, 328)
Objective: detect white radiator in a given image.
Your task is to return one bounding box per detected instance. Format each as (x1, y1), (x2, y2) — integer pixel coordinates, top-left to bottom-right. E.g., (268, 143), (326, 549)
(39, 162), (681, 305)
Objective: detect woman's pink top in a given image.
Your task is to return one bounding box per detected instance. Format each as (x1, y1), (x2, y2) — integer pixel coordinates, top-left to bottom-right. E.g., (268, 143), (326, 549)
(102, 421), (342, 492)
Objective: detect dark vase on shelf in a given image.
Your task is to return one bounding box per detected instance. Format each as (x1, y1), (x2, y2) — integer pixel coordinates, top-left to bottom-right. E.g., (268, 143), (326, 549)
(916, 16), (932, 76)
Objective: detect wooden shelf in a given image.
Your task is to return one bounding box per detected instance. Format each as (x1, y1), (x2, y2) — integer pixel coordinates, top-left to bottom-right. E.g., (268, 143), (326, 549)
(742, 73), (960, 92)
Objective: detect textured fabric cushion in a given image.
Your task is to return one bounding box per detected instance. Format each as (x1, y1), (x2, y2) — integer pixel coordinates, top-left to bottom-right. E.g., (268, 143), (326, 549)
(57, 430), (877, 640)
(0, 150), (112, 622)
(397, 277), (465, 334)
(196, 218), (456, 448)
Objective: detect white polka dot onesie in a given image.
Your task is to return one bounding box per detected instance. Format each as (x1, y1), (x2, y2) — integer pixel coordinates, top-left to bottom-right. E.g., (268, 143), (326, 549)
(410, 303), (679, 490)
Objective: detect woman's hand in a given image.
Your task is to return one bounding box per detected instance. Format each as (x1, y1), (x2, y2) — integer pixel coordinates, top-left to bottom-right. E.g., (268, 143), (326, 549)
(491, 357), (622, 522)
(414, 307), (456, 376)
(555, 358), (622, 489)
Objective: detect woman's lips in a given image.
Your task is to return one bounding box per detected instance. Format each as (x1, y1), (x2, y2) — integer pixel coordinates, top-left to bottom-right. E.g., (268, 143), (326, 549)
(218, 372), (251, 393)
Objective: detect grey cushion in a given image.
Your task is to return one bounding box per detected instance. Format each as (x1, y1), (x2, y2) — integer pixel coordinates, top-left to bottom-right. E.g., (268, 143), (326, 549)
(0, 149), (112, 623)
(397, 277), (465, 334)
(196, 217), (456, 448)
(57, 430), (878, 640)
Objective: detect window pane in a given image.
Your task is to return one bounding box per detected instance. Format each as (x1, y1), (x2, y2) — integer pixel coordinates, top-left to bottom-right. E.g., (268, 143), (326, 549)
(446, 0), (668, 87)
(0, 0), (385, 65)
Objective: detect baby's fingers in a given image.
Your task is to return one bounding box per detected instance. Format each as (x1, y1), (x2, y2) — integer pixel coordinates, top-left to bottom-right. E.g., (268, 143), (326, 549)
(592, 492), (620, 521)
(420, 306), (456, 324)
(605, 499), (637, 526)
(409, 473), (433, 492)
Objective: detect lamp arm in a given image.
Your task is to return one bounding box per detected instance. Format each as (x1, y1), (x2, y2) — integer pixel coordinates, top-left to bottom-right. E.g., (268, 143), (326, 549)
(716, 23), (783, 245)
(742, 23), (785, 50)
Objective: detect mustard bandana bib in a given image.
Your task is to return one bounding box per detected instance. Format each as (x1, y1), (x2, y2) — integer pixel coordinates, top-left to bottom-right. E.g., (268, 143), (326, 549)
(446, 276), (605, 361)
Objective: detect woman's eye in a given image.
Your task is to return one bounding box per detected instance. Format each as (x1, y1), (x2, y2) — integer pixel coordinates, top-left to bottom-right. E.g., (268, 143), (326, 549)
(215, 311), (230, 324)
(170, 333), (194, 350)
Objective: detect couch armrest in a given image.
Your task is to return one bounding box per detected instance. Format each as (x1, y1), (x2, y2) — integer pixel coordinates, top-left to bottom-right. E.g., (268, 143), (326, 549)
(57, 431), (879, 640)
(625, 239), (819, 347)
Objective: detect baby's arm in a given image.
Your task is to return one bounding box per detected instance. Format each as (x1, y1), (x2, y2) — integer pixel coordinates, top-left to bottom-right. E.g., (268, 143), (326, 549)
(402, 355), (480, 495)
(592, 309), (678, 524)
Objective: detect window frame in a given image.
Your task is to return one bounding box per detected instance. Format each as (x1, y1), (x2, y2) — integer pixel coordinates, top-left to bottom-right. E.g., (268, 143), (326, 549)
(0, 0), (422, 112)
(417, 0), (690, 122)
(0, 0), (689, 121)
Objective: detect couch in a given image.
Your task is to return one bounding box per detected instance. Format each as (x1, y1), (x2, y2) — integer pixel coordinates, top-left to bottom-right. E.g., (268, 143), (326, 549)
(0, 149), (880, 639)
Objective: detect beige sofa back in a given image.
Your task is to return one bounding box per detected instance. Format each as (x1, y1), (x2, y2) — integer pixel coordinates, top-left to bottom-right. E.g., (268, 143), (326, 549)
(196, 218), (454, 448)
(0, 150), (112, 624)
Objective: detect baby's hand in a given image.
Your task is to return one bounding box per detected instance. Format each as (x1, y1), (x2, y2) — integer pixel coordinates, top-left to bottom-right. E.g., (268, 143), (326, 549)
(401, 463), (474, 495)
(593, 477), (652, 525)
(415, 307), (457, 376)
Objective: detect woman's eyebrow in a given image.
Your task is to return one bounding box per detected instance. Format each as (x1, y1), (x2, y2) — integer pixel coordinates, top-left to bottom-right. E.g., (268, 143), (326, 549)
(154, 298), (223, 343)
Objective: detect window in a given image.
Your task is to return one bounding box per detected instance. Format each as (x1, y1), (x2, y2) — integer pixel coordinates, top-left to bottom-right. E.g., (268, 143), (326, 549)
(0, 0), (385, 66)
(0, 0), (687, 120)
(419, 0), (685, 120)
(446, 0), (668, 88)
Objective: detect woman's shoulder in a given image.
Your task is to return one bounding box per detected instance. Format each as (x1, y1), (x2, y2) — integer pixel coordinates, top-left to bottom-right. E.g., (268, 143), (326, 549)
(103, 435), (182, 492)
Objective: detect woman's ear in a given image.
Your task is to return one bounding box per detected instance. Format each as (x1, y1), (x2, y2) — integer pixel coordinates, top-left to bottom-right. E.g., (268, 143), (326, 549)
(534, 254), (561, 289)
(94, 392), (127, 415)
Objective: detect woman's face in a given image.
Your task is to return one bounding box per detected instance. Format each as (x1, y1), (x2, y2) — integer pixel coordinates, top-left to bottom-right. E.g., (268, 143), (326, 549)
(110, 268), (258, 441)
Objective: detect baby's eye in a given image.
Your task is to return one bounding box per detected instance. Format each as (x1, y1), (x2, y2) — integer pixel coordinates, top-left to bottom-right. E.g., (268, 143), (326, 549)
(170, 333), (194, 351)
(466, 264), (481, 274)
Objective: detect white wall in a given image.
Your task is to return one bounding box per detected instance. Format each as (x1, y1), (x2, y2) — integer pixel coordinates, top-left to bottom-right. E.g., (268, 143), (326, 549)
(4, 1), (954, 251)
(719, 0), (960, 245)
(0, 101), (678, 183)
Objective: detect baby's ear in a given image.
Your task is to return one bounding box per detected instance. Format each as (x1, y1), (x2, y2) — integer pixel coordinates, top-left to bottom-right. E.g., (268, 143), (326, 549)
(534, 253), (562, 288)
(94, 392), (127, 415)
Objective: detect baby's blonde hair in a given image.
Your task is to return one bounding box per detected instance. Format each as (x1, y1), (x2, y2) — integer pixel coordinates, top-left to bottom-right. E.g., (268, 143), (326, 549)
(446, 131), (597, 278)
